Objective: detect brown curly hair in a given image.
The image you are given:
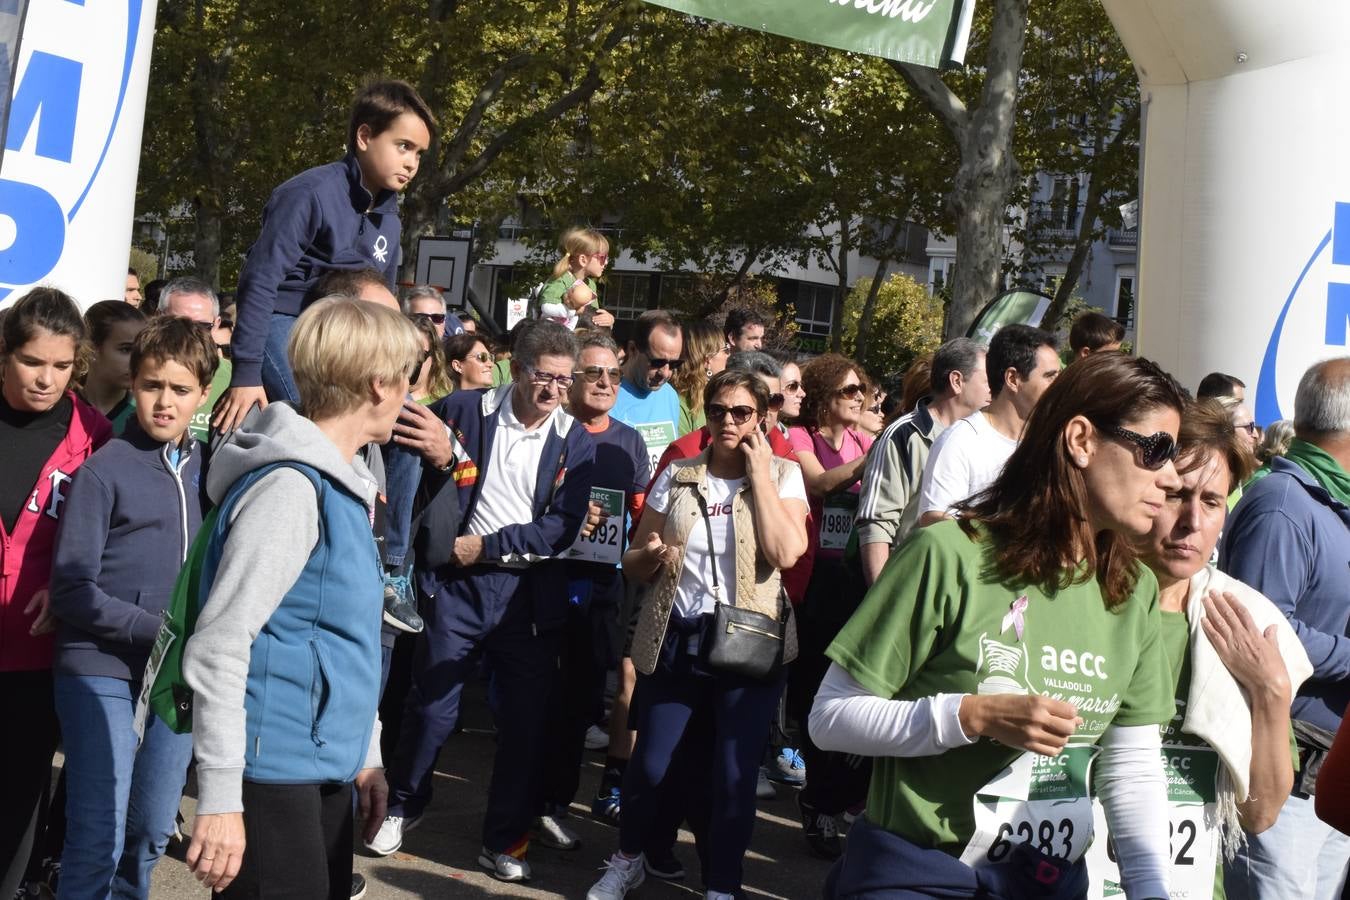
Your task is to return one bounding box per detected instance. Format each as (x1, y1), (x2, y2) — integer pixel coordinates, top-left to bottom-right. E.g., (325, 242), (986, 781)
(798, 353), (866, 430)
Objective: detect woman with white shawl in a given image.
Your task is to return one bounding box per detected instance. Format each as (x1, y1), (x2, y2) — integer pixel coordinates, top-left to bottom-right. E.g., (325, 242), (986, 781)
(1087, 398), (1314, 899)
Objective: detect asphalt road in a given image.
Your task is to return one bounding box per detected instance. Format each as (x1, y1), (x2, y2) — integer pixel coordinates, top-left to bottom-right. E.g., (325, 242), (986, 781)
(149, 681), (836, 899)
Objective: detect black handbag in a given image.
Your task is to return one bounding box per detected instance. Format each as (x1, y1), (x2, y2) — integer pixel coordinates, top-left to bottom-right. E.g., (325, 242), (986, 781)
(693, 481), (788, 681)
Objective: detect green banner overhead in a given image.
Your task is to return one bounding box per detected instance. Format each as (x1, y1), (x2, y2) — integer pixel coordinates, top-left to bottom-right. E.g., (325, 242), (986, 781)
(644, 0), (978, 69)
(966, 289), (1053, 345)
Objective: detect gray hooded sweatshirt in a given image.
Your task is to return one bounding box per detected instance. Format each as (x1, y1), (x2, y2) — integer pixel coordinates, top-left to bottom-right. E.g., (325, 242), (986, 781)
(183, 403), (383, 815)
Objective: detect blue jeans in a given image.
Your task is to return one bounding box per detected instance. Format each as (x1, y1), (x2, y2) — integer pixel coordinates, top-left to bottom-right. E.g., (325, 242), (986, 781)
(1223, 792), (1350, 900)
(382, 437), (422, 569)
(261, 312), (299, 404)
(53, 674), (193, 900)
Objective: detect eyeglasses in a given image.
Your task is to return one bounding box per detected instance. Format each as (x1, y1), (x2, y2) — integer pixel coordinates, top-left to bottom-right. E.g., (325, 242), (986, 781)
(592, 252), (608, 264)
(645, 355), (683, 371)
(706, 404), (756, 425)
(191, 320), (214, 333)
(768, 393), (785, 410)
(573, 365), (623, 384)
(1235, 421), (1258, 436)
(462, 351), (492, 364)
(410, 312), (447, 325)
(835, 383), (865, 399)
(527, 368), (575, 388)
(783, 381), (802, 393)
(1100, 424), (1178, 471)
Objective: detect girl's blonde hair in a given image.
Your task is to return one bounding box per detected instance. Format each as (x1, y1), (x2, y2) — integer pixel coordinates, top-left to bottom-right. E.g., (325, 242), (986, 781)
(671, 320), (724, 410)
(550, 227), (610, 279)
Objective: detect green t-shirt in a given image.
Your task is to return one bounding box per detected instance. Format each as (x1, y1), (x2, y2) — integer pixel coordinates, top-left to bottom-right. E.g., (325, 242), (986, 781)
(491, 357), (513, 387)
(827, 520), (1175, 858)
(677, 392), (704, 437)
(188, 358), (232, 444)
(105, 394), (136, 436)
(539, 273), (600, 308)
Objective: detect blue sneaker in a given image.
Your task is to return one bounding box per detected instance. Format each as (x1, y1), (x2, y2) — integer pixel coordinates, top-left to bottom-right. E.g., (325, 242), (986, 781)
(382, 573), (423, 634)
(770, 748), (806, 785)
(592, 786), (622, 825)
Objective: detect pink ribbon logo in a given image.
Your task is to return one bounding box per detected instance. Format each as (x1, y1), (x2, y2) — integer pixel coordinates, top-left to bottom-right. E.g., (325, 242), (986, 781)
(1001, 595), (1029, 641)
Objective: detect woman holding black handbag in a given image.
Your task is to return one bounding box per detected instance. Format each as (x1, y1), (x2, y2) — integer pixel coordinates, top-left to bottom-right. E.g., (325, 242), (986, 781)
(587, 368), (809, 900)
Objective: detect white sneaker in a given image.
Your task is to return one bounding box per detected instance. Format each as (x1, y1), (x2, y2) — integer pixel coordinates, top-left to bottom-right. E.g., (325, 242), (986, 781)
(756, 765), (777, 799)
(534, 813), (581, 850)
(365, 813), (421, 856)
(587, 852), (646, 900)
(585, 724), (611, 751)
(477, 847), (531, 882)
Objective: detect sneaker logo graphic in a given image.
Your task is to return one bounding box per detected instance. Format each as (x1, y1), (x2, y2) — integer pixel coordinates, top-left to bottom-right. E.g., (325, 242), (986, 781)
(975, 632), (1033, 696)
(373, 234), (389, 264)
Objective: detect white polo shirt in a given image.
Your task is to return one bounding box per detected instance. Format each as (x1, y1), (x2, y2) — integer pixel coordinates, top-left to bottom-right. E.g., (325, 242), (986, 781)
(466, 393), (555, 539)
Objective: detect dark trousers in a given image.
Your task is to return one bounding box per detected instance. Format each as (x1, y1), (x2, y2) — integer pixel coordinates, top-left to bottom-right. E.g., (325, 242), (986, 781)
(0, 670), (61, 899)
(387, 567), (559, 853)
(219, 781), (353, 900)
(619, 657), (781, 894)
(789, 558), (872, 815)
(540, 591), (612, 810)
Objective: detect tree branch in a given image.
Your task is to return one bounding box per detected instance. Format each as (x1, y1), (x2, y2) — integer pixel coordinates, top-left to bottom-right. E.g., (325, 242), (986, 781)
(888, 60), (969, 142)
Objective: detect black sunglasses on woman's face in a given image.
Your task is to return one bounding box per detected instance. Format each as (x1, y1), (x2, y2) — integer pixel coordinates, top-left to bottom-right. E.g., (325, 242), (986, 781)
(1099, 424), (1178, 470)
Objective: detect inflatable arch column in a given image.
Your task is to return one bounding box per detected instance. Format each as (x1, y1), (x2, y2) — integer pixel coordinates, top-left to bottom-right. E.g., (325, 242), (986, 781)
(1100, 1), (1350, 422)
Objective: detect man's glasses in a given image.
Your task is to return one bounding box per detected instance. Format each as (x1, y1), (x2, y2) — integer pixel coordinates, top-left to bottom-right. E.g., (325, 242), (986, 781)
(410, 312), (447, 325)
(1235, 421), (1258, 436)
(528, 368), (575, 388)
(191, 320), (214, 333)
(768, 393), (785, 410)
(645, 355), (683, 371)
(706, 404), (756, 425)
(1099, 424), (1178, 471)
(835, 383), (865, 399)
(574, 366), (623, 384)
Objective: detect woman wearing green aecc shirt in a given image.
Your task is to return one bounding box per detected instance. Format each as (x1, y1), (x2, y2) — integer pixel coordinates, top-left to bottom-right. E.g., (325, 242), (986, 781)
(1084, 399), (1311, 900)
(811, 353), (1187, 900)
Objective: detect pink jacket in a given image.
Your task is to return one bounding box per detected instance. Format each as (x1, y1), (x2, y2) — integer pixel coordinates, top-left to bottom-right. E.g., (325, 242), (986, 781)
(1, 393), (112, 672)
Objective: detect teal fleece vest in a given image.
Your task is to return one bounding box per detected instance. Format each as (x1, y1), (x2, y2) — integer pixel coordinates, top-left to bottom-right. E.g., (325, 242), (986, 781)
(202, 462), (382, 785)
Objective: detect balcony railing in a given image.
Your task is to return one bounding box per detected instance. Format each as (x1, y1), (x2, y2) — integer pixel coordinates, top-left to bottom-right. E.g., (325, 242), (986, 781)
(1107, 228), (1138, 247)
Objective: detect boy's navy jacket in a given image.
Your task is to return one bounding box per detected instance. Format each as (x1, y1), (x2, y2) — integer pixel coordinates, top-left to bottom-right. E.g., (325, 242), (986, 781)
(230, 154), (401, 388)
(49, 419), (206, 680)
(413, 385), (597, 628)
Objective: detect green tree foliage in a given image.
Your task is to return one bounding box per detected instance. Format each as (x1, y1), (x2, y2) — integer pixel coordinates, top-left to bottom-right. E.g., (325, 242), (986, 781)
(843, 273), (944, 377)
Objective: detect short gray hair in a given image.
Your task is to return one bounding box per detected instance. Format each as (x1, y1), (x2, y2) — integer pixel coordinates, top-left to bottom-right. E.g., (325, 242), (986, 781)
(402, 284), (445, 315)
(514, 320), (579, 370)
(159, 276), (219, 318)
(726, 350), (780, 382)
(931, 337), (984, 396)
(578, 332), (620, 358)
(1294, 357), (1350, 433)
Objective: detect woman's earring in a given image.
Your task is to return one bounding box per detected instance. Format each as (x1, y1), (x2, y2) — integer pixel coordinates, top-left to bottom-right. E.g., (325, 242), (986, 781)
(706, 366), (713, 377)
(1077, 456), (1088, 467)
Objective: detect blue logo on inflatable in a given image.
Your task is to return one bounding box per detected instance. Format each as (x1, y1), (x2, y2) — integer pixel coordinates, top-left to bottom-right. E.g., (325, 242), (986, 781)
(1256, 202), (1350, 424)
(0, 0), (146, 304)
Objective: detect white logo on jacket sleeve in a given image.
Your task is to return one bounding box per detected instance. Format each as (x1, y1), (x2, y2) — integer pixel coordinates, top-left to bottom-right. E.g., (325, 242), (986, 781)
(373, 235), (389, 264)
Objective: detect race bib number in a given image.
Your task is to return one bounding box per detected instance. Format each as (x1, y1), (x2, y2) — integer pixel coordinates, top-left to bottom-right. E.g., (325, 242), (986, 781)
(635, 421), (677, 473)
(959, 744), (1100, 869)
(1086, 743), (1220, 899)
(565, 487), (625, 565)
(820, 491), (859, 551)
(132, 618), (176, 743)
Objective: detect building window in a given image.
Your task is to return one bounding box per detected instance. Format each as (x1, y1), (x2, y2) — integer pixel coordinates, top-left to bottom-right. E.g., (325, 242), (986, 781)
(1115, 268), (1136, 327)
(929, 257), (955, 295)
(794, 282), (837, 337)
(1042, 267), (1066, 295)
(607, 273), (653, 321)
(658, 274), (693, 307)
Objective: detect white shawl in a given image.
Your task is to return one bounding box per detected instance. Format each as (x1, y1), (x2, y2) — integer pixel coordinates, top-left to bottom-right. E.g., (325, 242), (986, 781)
(1180, 564), (1313, 854)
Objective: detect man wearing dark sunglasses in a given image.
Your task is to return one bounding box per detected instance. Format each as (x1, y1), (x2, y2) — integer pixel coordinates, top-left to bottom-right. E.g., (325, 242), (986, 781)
(372, 321), (600, 883)
(403, 284), (466, 339)
(918, 325), (1059, 528)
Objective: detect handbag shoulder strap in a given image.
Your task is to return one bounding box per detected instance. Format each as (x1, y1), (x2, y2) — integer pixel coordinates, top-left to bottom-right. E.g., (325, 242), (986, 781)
(691, 480), (723, 604)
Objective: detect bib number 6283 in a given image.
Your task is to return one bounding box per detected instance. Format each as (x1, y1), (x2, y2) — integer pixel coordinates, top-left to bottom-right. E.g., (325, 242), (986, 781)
(986, 816), (1076, 863)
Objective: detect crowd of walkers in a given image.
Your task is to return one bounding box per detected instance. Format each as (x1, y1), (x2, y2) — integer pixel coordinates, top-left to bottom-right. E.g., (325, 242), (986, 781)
(4, 78), (1350, 900)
